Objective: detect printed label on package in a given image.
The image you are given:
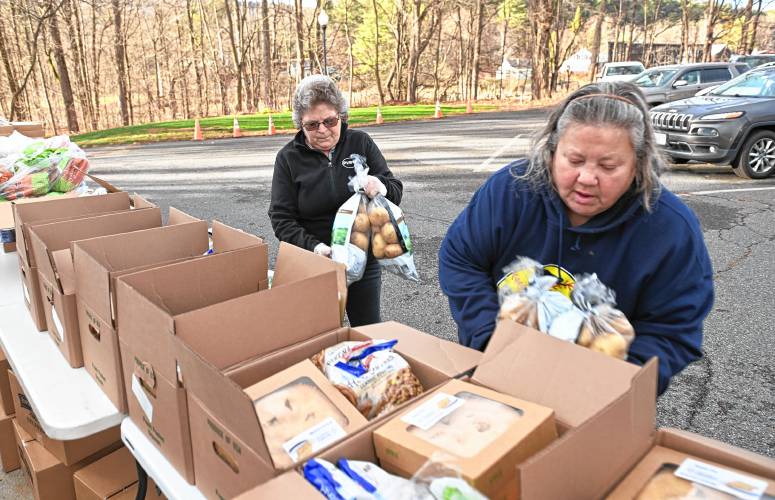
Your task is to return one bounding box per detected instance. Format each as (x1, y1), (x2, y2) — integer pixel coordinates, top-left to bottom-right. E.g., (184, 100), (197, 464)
(675, 458), (767, 500)
(52, 307), (64, 342)
(131, 374), (154, 421)
(282, 417), (346, 463)
(400, 392), (464, 431)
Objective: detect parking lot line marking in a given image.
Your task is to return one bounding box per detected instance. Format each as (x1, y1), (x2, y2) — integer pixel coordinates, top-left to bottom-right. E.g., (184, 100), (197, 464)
(474, 134), (525, 172)
(680, 186), (775, 196)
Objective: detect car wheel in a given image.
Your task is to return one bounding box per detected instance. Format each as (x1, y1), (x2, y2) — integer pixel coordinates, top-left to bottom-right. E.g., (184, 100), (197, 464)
(734, 130), (775, 179)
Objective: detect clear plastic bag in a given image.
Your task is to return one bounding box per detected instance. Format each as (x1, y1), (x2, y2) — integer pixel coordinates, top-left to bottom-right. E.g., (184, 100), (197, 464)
(570, 274), (635, 360)
(0, 135), (89, 201)
(367, 194), (419, 282)
(408, 453), (489, 500)
(331, 156), (371, 285)
(498, 275), (574, 333)
(310, 339), (424, 420)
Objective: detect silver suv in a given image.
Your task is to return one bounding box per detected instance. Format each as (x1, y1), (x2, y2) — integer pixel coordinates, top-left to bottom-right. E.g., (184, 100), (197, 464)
(632, 62), (748, 106)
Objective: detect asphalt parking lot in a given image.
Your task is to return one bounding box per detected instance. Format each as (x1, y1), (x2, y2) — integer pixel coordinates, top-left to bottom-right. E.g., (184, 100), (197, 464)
(3, 110), (769, 499)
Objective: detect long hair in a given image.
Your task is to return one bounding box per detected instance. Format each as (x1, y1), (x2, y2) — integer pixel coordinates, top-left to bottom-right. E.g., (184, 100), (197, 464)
(519, 81), (664, 210)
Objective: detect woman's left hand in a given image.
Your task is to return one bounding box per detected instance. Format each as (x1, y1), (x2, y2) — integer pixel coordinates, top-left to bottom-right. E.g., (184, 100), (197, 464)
(363, 175), (387, 198)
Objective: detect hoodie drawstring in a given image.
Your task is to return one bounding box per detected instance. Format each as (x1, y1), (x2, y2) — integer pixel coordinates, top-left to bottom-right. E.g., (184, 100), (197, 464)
(571, 234), (582, 252)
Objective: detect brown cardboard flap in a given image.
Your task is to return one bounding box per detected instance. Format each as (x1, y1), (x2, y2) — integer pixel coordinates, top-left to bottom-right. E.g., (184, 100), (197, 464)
(273, 242), (347, 308)
(51, 249), (76, 294)
(130, 194), (154, 209)
(116, 247), (267, 381)
(175, 271), (341, 370)
(168, 207), (200, 225)
(473, 321), (643, 427)
(13, 191), (131, 265)
(73, 220), (209, 324)
(27, 208), (162, 289)
(211, 221), (264, 253)
(234, 471), (322, 499)
(656, 428), (775, 480)
(353, 322), (482, 378)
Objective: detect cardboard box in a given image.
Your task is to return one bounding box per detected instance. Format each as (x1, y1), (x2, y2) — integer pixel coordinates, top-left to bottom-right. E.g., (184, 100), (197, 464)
(10, 121), (45, 138)
(374, 378), (557, 499)
(244, 359), (369, 469)
(12, 192), (142, 330)
(28, 207), (161, 368)
(8, 369), (120, 466)
(72, 211), (212, 412)
(115, 230), (268, 484)
(0, 407), (19, 472)
(180, 316), (481, 499)
(13, 420), (122, 500)
(436, 321), (657, 500)
(0, 348), (14, 416)
(233, 471), (320, 499)
(607, 428), (775, 499)
(73, 446), (165, 500)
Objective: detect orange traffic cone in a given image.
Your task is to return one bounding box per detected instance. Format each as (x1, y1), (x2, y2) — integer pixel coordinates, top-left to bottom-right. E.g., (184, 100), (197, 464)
(466, 100), (473, 113)
(376, 107), (384, 124)
(232, 116), (242, 138)
(193, 119), (203, 141)
(434, 101), (443, 119)
(267, 114), (276, 135)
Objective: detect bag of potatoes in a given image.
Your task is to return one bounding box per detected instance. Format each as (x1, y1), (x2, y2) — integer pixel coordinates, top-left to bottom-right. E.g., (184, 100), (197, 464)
(367, 195), (419, 282)
(498, 274), (574, 332)
(331, 162), (372, 285)
(553, 273), (635, 359)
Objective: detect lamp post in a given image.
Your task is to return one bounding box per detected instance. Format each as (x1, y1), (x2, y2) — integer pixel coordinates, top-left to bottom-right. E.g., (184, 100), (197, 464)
(318, 9), (329, 76)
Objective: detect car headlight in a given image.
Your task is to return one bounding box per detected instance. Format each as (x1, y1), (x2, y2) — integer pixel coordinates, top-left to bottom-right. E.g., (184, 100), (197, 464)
(700, 111), (745, 120)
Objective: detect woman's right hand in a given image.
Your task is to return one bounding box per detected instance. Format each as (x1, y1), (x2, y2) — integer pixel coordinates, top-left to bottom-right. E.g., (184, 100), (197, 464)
(313, 243), (332, 258)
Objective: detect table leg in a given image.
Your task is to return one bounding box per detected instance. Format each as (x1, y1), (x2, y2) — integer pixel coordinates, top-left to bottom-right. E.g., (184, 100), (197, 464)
(135, 460), (148, 500)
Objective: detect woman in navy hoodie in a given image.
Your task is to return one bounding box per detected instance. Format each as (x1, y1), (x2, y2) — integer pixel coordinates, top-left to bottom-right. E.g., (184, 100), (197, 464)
(439, 82), (713, 394)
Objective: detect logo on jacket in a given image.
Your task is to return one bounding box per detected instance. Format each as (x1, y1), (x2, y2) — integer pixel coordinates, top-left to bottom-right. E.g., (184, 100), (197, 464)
(497, 264), (576, 298)
(341, 155), (357, 169)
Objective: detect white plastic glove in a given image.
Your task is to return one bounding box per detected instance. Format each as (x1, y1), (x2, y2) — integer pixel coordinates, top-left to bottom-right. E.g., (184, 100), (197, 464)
(313, 242), (332, 258)
(363, 175), (387, 199)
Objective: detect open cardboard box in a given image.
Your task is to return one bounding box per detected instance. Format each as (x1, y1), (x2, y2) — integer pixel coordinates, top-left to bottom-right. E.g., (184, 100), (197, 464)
(233, 471), (320, 499)
(0, 348), (13, 416)
(177, 313), (482, 499)
(12, 192), (141, 331)
(2, 193), (77, 253)
(73, 446), (165, 500)
(13, 419), (122, 500)
(114, 232), (269, 483)
(72, 208), (206, 412)
(606, 428), (775, 499)
(8, 369), (120, 467)
(0, 405), (19, 472)
(27, 205), (160, 368)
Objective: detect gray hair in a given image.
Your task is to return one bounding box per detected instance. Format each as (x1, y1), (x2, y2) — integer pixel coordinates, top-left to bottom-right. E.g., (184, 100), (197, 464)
(520, 81), (663, 210)
(292, 75), (349, 128)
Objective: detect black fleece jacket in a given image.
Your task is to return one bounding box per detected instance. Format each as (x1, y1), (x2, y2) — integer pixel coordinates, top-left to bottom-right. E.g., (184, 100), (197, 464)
(268, 123), (403, 251)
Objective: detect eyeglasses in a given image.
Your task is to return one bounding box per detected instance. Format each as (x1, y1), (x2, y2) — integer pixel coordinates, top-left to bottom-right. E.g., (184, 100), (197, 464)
(302, 115), (340, 132)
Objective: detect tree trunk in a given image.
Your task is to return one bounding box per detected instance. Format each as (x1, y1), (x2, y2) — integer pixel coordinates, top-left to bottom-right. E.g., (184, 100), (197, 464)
(186, 0), (204, 116)
(739, 0), (753, 53)
(371, 0), (385, 105)
(498, 14), (508, 99)
(528, 0), (553, 100)
(588, 0), (605, 82)
(470, 0), (484, 100)
(749, 0), (762, 51)
(48, 0), (79, 132)
(112, 0), (129, 125)
(433, 4), (442, 102)
(680, 0), (689, 62)
(294, 0), (305, 81)
(612, 0), (624, 61)
(0, 15), (27, 120)
(260, 0), (273, 108)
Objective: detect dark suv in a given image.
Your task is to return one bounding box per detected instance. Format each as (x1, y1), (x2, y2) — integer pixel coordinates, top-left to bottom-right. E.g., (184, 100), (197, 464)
(650, 66), (775, 179)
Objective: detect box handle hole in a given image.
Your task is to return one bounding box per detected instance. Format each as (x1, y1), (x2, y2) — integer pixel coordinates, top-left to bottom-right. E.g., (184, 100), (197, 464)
(212, 441), (239, 474)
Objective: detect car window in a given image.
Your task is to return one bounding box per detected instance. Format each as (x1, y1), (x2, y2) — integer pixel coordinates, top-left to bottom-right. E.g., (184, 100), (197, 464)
(681, 70), (701, 85)
(712, 70), (775, 97)
(606, 65), (644, 76)
(736, 64), (751, 74)
(633, 69), (678, 87)
(702, 68), (732, 82)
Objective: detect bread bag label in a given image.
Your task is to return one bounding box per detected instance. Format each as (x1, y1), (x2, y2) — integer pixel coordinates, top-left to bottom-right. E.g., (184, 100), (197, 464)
(675, 458), (767, 500)
(400, 392), (464, 431)
(282, 417), (346, 463)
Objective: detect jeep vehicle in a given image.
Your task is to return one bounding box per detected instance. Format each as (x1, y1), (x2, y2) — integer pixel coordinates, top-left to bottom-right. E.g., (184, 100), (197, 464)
(650, 66), (775, 179)
(632, 62), (747, 106)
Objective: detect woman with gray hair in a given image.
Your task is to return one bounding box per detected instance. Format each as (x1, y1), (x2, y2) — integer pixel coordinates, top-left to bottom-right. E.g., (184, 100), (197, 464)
(439, 82), (713, 394)
(269, 74), (403, 326)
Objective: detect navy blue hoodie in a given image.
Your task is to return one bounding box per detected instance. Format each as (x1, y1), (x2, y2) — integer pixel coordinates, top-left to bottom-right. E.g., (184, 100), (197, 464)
(438, 160), (714, 394)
